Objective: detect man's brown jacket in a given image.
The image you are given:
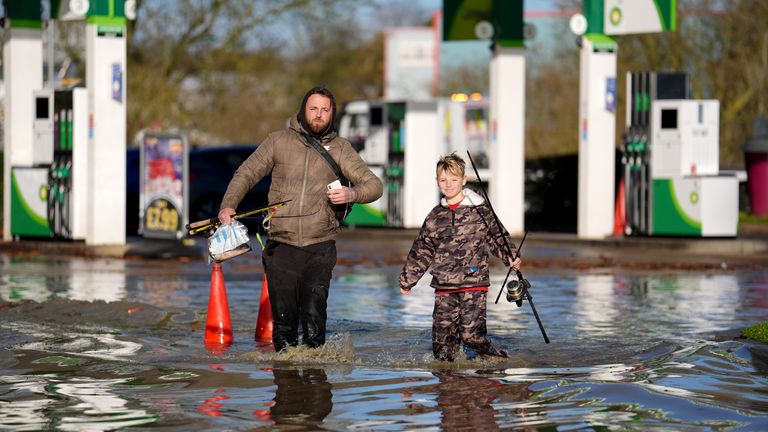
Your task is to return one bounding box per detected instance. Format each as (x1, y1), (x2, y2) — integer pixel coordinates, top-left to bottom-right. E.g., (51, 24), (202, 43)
(221, 116), (383, 247)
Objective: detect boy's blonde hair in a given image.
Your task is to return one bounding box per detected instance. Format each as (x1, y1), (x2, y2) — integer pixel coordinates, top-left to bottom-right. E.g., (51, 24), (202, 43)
(436, 152), (466, 177)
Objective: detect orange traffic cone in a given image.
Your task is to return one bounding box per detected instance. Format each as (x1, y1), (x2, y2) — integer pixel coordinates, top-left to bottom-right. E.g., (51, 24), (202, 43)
(613, 177), (626, 236)
(205, 263), (233, 351)
(255, 274), (273, 343)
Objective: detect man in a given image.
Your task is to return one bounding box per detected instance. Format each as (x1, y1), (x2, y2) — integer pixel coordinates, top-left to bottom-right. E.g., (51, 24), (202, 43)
(218, 86), (383, 352)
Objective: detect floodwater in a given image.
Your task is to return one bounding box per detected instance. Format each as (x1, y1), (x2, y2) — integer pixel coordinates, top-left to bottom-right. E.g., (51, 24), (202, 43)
(1, 236), (767, 431)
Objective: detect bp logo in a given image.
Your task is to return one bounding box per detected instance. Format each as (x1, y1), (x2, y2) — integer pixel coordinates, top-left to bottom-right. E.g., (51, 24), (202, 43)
(609, 7), (622, 25)
(690, 191), (699, 204)
(38, 185), (48, 201)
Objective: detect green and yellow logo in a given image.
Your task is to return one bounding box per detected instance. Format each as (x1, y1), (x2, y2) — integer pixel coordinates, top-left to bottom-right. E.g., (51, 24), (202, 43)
(38, 185), (49, 201)
(609, 7), (622, 25)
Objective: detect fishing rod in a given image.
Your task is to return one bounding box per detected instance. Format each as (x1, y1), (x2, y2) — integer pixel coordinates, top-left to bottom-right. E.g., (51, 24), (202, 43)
(185, 200), (291, 237)
(466, 151), (550, 344)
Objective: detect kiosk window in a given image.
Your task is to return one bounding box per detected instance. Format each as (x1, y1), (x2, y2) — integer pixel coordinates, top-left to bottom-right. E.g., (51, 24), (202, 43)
(661, 109), (677, 129)
(370, 106), (383, 126)
(36, 97), (49, 119)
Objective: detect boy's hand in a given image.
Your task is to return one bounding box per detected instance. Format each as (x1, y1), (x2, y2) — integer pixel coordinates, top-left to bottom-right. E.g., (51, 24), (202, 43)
(508, 256), (522, 270)
(400, 287), (412, 295)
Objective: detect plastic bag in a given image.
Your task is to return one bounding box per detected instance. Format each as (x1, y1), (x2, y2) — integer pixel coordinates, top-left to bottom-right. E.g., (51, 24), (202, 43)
(208, 220), (251, 262)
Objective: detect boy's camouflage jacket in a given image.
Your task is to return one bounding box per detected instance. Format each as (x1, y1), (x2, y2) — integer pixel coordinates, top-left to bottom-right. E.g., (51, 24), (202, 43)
(399, 188), (517, 291)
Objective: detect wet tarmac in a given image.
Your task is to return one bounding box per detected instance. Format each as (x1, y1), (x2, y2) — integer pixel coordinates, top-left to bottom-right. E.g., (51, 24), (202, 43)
(0, 227), (767, 431)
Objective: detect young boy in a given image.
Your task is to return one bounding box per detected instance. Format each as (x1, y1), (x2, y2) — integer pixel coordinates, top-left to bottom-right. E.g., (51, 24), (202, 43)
(399, 152), (521, 362)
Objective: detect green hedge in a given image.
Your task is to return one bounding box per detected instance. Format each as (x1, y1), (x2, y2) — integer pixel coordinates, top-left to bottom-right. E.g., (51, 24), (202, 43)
(742, 322), (768, 343)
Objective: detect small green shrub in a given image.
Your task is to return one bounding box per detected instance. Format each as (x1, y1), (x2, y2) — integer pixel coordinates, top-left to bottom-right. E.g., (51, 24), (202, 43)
(742, 321), (768, 343)
(739, 212), (768, 224)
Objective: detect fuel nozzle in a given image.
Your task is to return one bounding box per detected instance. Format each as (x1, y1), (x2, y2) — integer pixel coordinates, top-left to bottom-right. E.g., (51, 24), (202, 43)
(506, 277), (529, 307)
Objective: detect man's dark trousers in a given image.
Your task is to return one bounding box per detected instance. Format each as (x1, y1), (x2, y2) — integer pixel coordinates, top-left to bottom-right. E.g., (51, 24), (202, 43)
(262, 239), (336, 352)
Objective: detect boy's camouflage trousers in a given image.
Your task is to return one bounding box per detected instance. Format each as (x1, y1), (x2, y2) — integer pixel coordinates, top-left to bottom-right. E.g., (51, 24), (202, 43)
(432, 290), (508, 361)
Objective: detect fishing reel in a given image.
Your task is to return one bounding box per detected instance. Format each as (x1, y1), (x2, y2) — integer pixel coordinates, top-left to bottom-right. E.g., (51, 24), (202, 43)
(505, 276), (530, 307)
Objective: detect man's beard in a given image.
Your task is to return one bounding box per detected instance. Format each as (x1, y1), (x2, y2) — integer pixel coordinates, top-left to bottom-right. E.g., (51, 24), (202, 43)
(309, 118), (330, 134)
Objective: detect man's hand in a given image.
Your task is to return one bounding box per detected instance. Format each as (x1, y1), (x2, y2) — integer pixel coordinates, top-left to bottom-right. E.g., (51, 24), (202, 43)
(218, 207), (236, 225)
(508, 256), (522, 270)
(327, 186), (356, 205)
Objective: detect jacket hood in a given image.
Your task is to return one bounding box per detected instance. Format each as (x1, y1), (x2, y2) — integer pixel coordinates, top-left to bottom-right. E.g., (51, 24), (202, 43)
(440, 188), (485, 207)
(296, 86), (338, 139)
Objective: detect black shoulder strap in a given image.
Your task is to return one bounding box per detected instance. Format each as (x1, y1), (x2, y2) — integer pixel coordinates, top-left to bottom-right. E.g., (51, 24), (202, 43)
(302, 133), (347, 183)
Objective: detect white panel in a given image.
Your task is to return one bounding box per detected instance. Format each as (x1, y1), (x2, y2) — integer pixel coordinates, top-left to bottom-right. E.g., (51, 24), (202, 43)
(3, 28), (44, 240)
(577, 38), (617, 239)
(446, 100), (466, 156)
(12, 168), (49, 216)
(403, 101), (439, 228)
(651, 101), (682, 178)
(604, 0), (663, 35)
(32, 90), (54, 165)
(686, 101), (719, 176)
(366, 166), (387, 215)
(701, 176), (738, 237)
(86, 25), (127, 245)
(71, 88), (89, 240)
(384, 28), (435, 101)
(366, 104), (388, 166)
(671, 177), (701, 222)
(652, 100), (720, 178)
(489, 47), (525, 236)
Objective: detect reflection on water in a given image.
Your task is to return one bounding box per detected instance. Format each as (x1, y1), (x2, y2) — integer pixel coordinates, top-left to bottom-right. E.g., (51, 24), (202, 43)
(67, 260), (127, 302)
(0, 258), (127, 303)
(574, 274), (618, 334)
(422, 372), (531, 431)
(0, 273), (52, 303)
(270, 368), (333, 426)
(664, 275), (740, 334)
(1, 341), (767, 430)
(574, 273), (742, 337)
(397, 277), (437, 328)
(3, 320), (143, 362)
(0, 373), (157, 431)
(0, 252), (767, 430)
(498, 340), (768, 430)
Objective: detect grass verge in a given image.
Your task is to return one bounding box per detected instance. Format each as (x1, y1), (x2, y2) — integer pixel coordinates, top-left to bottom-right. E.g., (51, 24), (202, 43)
(742, 321), (768, 343)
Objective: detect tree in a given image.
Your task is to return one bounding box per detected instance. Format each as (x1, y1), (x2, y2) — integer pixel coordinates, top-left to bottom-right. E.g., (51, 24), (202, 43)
(125, 0), (396, 145)
(619, 0), (768, 168)
(529, 0), (768, 167)
(525, 8), (580, 158)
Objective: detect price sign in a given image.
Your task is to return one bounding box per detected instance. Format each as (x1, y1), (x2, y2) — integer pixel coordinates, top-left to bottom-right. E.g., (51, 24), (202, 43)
(140, 132), (188, 239)
(144, 198), (180, 232)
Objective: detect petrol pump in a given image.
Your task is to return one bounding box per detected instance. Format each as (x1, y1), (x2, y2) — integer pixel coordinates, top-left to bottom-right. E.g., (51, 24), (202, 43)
(338, 97), (491, 229)
(339, 100), (392, 226)
(10, 88), (89, 240)
(3, 0), (131, 245)
(622, 72), (738, 237)
(444, 94), (491, 178)
(338, 100), (445, 228)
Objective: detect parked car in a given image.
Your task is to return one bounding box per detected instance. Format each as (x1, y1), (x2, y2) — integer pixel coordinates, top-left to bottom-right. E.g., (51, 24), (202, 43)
(126, 145), (270, 236)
